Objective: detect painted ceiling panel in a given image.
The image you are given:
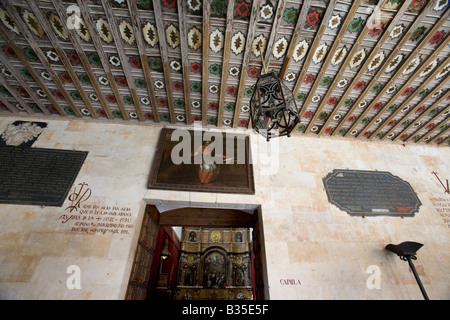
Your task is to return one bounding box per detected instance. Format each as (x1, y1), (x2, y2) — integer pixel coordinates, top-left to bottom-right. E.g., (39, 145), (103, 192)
(0, 0), (448, 146)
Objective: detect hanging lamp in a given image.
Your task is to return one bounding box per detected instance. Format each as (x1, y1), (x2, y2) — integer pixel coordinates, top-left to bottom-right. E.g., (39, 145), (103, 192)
(250, 45), (300, 141)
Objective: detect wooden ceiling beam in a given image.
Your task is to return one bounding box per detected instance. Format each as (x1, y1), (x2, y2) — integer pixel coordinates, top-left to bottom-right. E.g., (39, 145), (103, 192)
(303, 1), (368, 133)
(152, 0), (176, 124)
(423, 123), (450, 145)
(380, 73), (450, 141)
(326, 0), (411, 136)
(202, 0), (212, 126)
(101, 0), (146, 121)
(176, 0), (193, 125)
(0, 24), (57, 116)
(343, 13), (450, 138)
(263, 0), (287, 71)
(24, 0), (97, 119)
(216, 0), (235, 128)
(279, 0), (311, 80)
(76, 0), (130, 121)
(232, 0), (263, 128)
(402, 94), (449, 143)
(328, 1), (440, 136)
(50, 0), (113, 120)
(369, 55), (450, 140)
(0, 93), (18, 114)
(0, 70), (34, 114)
(293, 0), (337, 115)
(302, 0), (360, 133)
(127, 0), (160, 123)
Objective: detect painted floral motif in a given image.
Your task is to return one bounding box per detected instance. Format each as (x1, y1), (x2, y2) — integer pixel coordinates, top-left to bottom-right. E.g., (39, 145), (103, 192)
(436, 62), (450, 79)
(384, 54), (403, 73)
(370, 83), (383, 92)
(292, 40), (308, 62)
(188, 27), (202, 50)
(312, 43), (328, 64)
(354, 81), (365, 90)
(328, 97), (337, 105)
(429, 31), (445, 44)
(143, 22), (158, 47)
(260, 4), (274, 20)
(209, 84), (219, 94)
(386, 85), (397, 94)
(272, 37), (288, 59)
(227, 86), (237, 95)
(367, 51), (385, 72)
(46, 50), (60, 62)
(187, 0), (202, 12)
(285, 72), (296, 82)
(49, 13), (67, 40)
(348, 17), (364, 33)
(0, 8), (19, 35)
(97, 18), (112, 43)
(119, 20), (135, 45)
(369, 23), (383, 37)
(402, 56), (421, 76)
(306, 10), (320, 26)
(235, 1), (250, 18)
(252, 35), (267, 57)
(129, 56), (142, 68)
(328, 15), (341, 30)
(68, 52), (81, 64)
(23, 10), (44, 37)
(231, 31), (245, 55)
(71, 14), (91, 42)
(229, 66), (240, 77)
(162, 0), (176, 8)
(170, 60), (181, 72)
(209, 64), (221, 75)
(434, 0), (449, 11)
(320, 77), (332, 86)
(173, 81), (183, 90)
(2, 46), (17, 58)
(88, 53), (101, 66)
(211, 0), (227, 15)
(154, 79), (164, 89)
(284, 8), (298, 24)
(331, 46), (347, 66)
(190, 62), (201, 73)
(166, 24), (180, 48)
(410, 26), (426, 41)
(419, 59), (438, 78)
(337, 79), (348, 88)
(190, 83), (201, 92)
(304, 74), (314, 83)
(349, 49), (366, 69)
(390, 24), (404, 39)
(210, 29), (224, 53)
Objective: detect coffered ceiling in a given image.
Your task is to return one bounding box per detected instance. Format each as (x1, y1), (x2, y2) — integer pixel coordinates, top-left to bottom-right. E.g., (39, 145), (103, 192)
(0, 0), (449, 145)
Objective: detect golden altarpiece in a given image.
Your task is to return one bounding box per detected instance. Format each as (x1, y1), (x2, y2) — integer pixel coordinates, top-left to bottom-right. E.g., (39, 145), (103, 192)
(175, 227), (253, 300)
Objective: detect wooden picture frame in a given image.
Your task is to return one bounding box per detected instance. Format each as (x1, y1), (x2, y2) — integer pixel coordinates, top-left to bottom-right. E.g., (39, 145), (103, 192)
(148, 128), (255, 194)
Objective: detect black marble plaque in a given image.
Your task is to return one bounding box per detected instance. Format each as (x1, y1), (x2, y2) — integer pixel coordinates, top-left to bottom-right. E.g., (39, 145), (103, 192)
(323, 169), (422, 217)
(0, 146), (88, 206)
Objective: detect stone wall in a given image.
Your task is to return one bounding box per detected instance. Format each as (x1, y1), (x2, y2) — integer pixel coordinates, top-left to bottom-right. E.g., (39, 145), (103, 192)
(0, 115), (448, 299)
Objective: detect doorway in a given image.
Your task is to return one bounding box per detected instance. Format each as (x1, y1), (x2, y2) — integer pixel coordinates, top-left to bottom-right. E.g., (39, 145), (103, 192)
(125, 205), (268, 300)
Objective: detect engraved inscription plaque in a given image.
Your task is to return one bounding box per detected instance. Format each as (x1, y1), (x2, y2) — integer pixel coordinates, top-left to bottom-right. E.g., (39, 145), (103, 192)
(0, 146), (88, 206)
(323, 169), (422, 217)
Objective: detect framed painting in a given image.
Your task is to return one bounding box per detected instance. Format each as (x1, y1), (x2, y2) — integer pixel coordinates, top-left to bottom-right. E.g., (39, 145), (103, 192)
(148, 128), (255, 194)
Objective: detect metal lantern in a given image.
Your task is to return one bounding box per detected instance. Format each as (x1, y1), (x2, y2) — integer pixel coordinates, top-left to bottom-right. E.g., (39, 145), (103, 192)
(250, 71), (300, 141)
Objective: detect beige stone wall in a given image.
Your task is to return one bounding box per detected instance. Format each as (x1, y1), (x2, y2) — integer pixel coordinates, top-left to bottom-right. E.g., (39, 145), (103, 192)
(0, 115), (448, 299)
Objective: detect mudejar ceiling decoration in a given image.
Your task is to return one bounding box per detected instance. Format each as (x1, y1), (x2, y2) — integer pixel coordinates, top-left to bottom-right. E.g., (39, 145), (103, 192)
(0, 0), (448, 146)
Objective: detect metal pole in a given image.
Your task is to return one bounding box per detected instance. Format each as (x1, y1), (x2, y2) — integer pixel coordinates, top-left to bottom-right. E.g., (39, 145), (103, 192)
(406, 256), (429, 300)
